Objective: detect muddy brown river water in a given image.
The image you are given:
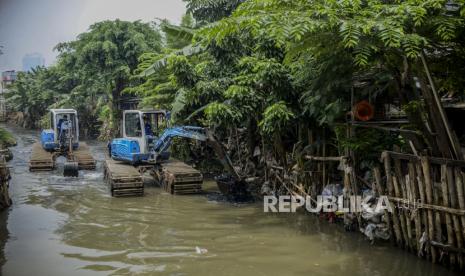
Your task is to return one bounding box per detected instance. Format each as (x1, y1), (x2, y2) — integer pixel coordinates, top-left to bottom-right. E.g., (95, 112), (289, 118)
(0, 124), (460, 275)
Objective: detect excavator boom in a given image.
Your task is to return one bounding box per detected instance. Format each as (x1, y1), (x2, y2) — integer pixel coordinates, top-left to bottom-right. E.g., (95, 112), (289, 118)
(151, 126), (241, 181)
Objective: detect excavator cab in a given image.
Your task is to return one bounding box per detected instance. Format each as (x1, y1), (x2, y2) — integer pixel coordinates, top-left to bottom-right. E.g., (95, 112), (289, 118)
(111, 110), (167, 164)
(41, 109), (79, 151)
(31, 109), (96, 177)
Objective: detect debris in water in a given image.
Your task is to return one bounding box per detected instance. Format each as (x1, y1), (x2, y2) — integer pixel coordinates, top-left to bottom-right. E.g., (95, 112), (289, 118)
(195, 246), (208, 254)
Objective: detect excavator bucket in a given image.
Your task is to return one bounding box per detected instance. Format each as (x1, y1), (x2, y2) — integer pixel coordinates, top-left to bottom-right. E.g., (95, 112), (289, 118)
(215, 174), (250, 201)
(63, 161), (79, 177)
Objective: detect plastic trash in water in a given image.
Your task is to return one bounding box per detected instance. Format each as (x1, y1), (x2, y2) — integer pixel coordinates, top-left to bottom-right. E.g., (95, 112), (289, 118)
(195, 246), (208, 254)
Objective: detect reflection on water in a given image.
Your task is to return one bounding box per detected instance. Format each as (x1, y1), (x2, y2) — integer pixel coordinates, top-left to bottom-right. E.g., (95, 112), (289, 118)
(0, 124), (460, 275)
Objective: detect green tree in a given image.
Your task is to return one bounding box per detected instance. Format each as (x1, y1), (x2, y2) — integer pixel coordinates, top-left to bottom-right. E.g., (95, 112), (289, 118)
(183, 0), (244, 22)
(128, 15), (203, 113)
(6, 66), (68, 128)
(200, 0), (465, 159)
(55, 20), (162, 138)
(163, 13), (197, 49)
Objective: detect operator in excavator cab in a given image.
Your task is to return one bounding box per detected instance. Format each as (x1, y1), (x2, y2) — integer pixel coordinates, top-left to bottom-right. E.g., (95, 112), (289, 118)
(143, 115), (155, 151)
(57, 115), (70, 143)
(143, 115), (153, 136)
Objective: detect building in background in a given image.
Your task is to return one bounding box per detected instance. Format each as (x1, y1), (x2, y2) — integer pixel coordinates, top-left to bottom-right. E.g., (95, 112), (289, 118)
(1, 70), (17, 91)
(0, 70), (17, 121)
(22, 53), (45, 72)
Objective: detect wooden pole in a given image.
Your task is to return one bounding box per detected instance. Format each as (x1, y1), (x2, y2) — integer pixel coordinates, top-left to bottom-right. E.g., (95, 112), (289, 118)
(441, 165), (456, 265)
(416, 162), (430, 257)
(450, 168), (464, 269)
(382, 152), (403, 246)
(394, 175), (410, 249)
(409, 162), (422, 252)
(456, 168), (465, 239)
(421, 156), (437, 262)
(374, 166), (393, 238)
(454, 167), (465, 270)
(420, 52), (463, 160)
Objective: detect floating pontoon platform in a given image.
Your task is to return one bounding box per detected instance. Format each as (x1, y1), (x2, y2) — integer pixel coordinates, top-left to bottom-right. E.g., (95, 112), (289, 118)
(104, 158), (144, 197)
(29, 142), (96, 173)
(29, 142), (55, 171)
(73, 142), (96, 170)
(161, 160), (203, 195)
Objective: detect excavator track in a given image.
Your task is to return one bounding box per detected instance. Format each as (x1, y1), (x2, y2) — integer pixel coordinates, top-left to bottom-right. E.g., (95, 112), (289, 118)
(104, 159), (143, 197)
(29, 142), (55, 172)
(161, 160), (203, 195)
(73, 142), (96, 170)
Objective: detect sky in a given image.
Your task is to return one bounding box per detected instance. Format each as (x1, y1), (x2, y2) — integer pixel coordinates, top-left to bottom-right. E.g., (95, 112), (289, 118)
(0, 0), (186, 72)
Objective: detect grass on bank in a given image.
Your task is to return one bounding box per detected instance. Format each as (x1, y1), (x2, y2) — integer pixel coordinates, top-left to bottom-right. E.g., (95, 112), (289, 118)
(0, 128), (16, 148)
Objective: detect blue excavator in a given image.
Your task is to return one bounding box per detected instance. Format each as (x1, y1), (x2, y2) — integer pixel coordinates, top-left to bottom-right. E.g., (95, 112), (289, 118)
(29, 109), (96, 177)
(105, 110), (245, 197)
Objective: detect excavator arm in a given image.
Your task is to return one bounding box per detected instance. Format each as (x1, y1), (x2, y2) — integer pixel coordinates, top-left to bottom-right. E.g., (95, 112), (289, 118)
(154, 126), (207, 154)
(152, 126), (241, 181)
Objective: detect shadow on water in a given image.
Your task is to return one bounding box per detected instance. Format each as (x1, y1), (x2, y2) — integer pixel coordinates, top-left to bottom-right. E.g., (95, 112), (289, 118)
(0, 123), (462, 276)
(0, 209), (9, 269)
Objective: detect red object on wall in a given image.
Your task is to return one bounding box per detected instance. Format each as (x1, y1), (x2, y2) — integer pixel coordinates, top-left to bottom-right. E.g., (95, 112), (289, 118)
(354, 100), (374, 121)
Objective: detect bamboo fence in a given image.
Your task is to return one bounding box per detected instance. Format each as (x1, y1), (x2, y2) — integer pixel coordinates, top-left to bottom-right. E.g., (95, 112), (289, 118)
(377, 151), (465, 270)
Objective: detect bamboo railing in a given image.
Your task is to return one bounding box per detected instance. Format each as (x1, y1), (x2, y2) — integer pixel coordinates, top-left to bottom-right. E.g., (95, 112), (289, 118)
(378, 151), (465, 269)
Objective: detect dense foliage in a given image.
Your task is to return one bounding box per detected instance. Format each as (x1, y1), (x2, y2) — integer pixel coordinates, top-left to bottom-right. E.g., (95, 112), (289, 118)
(184, 0), (244, 22)
(7, 20), (162, 138)
(6, 67), (67, 128)
(190, 0), (465, 161)
(6, 0), (465, 176)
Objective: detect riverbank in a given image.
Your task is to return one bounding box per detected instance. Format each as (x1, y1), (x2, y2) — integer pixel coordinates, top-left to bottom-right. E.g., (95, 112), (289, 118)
(0, 128), (16, 147)
(0, 124), (459, 275)
(0, 125), (15, 269)
(0, 127), (14, 213)
(0, 127), (16, 162)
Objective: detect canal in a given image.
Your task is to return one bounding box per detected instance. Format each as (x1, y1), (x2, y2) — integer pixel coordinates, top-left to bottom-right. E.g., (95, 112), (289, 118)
(0, 124), (459, 275)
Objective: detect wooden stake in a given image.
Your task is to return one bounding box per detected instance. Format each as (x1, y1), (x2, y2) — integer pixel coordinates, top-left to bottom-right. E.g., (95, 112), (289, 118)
(382, 152), (403, 246)
(416, 162), (429, 257)
(456, 169), (465, 247)
(374, 166), (392, 237)
(394, 175), (410, 249)
(421, 156), (437, 262)
(441, 165), (456, 265)
(409, 162), (422, 252)
(446, 167), (462, 268)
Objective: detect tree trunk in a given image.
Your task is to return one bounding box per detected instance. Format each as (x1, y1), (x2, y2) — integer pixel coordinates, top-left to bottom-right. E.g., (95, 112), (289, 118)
(110, 78), (125, 137)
